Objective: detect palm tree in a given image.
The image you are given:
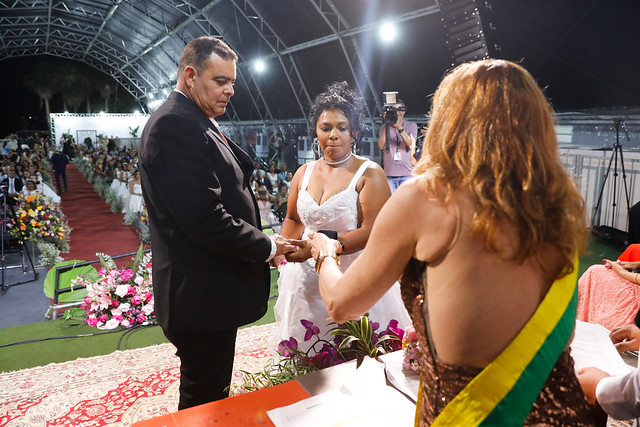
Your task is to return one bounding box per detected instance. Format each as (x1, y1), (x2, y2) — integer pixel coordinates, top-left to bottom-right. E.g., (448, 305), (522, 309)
(24, 64), (56, 132)
(57, 62), (93, 113)
(99, 83), (113, 112)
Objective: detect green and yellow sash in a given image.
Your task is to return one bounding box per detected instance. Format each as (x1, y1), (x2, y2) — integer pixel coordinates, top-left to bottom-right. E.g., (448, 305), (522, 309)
(430, 257), (579, 426)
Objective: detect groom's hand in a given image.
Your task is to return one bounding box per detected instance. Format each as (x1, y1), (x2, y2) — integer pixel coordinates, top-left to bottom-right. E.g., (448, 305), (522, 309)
(271, 234), (296, 256)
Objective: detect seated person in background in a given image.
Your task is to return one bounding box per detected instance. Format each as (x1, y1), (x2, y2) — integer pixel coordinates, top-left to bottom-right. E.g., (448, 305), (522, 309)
(277, 163), (288, 184)
(255, 170), (272, 194)
(265, 163), (279, 192)
(1, 168), (23, 200)
(252, 161), (266, 180)
(578, 254), (640, 330)
(578, 323), (640, 425)
(283, 171), (293, 189)
(256, 185), (278, 228)
(273, 183), (289, 217)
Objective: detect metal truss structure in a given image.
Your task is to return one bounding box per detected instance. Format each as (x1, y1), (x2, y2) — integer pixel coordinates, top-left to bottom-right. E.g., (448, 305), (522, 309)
(0, 0), (439, 129)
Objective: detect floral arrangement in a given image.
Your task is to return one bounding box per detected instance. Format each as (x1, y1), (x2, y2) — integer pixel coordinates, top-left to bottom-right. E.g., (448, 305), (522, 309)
(233, 315), (404, 394)
(8, 193), (68, 246)
(401, 323), (422, 374)
(139, 202), (149, 227)
(76, 247), (154, 329)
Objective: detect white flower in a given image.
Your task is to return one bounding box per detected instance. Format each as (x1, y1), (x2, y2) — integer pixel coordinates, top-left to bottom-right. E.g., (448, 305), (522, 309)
(114, 284), (129, 297)
(118, 303), (131, 313)
(142, 304), (154, 315)
(121, 319), (131, 328)
(103, 318), (120, 329)
(134, 276), (144, 286)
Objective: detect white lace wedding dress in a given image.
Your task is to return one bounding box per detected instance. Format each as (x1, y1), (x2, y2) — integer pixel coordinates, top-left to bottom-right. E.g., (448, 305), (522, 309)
(270, 159), (411, 354)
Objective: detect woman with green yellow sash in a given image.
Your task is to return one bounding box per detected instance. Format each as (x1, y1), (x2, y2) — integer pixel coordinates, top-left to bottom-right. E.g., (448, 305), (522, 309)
(308, 59), (596, 425)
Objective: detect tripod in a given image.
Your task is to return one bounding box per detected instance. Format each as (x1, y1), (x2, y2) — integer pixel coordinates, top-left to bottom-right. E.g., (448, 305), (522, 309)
(0, 192), (38, 295)
(591, 119), (632, 233)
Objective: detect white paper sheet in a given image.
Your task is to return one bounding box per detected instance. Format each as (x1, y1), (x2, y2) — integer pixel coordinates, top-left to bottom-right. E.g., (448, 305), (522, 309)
(570, 320), (634, 376)
(266, 390), (379, 427)
(380, 350), (420, 402)
(267, 356), (415, 427)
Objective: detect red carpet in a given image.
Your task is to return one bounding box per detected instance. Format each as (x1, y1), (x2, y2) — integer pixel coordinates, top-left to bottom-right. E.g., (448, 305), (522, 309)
(60, 163), (146, 266)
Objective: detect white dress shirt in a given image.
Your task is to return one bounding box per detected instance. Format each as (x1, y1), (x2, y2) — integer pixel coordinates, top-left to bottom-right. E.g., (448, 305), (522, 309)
(597, 367), (640, 425)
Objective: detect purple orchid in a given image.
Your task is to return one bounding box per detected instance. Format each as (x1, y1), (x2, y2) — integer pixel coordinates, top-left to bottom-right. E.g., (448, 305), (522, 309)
(277, 337), (298, 357)
(300, 319), (320, 341)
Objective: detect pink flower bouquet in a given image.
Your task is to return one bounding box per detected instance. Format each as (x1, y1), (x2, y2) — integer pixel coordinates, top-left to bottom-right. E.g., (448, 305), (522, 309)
(402, 323), (422, 374)
(76, 249), (154, 329)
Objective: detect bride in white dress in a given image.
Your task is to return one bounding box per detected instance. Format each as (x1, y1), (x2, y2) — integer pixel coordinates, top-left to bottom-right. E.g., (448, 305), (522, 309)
(128, 170), (144, 213)
(269, 82), (410, 354)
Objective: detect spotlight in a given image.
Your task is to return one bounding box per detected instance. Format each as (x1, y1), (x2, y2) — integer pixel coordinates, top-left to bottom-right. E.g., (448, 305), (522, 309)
(379, 23), (397, 43)
(163, 88), (169, 95)
(254, 60), (266, 72)
(148, 93), (155, 100)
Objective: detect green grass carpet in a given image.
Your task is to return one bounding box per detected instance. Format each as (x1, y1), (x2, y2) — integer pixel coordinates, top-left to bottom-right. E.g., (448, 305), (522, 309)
(0, 238), (622, 373)
(0, 268), (280, 373)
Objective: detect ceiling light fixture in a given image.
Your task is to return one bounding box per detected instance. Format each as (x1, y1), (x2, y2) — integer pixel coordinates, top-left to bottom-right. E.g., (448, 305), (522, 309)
(254, 60), (266, 72)
(379, 22), (397, 43)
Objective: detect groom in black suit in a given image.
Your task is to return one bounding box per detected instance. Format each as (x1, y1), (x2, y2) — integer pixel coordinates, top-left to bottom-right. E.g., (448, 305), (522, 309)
(139, 36), (294, 410)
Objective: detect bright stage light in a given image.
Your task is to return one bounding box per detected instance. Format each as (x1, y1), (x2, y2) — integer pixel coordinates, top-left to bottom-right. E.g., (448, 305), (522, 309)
(379, 22), (397, 43)
(148, 92), (155, 100)
(254, 60), (266, 72)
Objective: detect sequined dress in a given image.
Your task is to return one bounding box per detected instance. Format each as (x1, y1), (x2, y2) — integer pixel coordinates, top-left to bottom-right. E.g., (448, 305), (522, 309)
(269, 160), (411, 354)
(400, 258), (596, 426)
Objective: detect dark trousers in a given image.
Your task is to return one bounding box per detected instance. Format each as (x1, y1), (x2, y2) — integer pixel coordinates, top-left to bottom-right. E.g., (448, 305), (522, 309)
(54, 170), (68, 193)
(163, 327), (238, 410)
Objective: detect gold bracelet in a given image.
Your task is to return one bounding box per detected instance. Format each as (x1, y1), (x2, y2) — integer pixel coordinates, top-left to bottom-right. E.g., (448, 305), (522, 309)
(315, 251), (340, 273)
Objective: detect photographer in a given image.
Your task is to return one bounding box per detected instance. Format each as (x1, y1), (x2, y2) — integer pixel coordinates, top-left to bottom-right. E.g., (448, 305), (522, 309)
(377, 98), (417, 193)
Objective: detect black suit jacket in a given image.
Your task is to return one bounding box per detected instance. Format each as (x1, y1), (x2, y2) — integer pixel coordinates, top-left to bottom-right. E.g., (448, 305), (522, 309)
(139, 91), (272, 331)
(1, 177), (23, 195)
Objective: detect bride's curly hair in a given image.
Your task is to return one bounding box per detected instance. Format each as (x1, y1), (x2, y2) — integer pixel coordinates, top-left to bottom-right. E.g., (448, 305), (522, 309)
(309, 81), (365, 142)
(413, 59), (587, 275)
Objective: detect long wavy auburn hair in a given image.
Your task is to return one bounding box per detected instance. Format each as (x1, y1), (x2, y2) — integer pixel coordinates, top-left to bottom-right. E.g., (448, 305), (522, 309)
(413, 59), (587, 275)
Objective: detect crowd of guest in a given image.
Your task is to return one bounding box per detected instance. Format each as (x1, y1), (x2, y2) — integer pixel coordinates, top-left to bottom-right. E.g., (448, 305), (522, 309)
(251, 160), (292, 227)
(0, 138), (61, 204)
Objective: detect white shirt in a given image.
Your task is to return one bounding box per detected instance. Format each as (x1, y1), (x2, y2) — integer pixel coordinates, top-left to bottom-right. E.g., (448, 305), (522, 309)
(597, 368), (640, 425)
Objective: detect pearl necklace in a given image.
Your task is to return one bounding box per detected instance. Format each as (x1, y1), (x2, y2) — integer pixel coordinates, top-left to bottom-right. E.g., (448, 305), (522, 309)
(323, 152), (353, 166)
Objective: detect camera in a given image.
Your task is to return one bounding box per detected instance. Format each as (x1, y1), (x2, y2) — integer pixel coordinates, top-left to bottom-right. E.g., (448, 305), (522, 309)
(383, 105), (398, 125)
(258, 189), (267, 196)
(382, 91), (399, 125)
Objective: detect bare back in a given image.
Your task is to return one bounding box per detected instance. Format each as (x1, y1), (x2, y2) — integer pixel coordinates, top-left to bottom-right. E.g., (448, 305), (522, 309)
(413, 184), (564, 368)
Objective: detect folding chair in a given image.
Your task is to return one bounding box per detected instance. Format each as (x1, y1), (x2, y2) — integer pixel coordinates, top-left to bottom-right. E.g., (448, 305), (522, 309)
(44, 259), (100, 319)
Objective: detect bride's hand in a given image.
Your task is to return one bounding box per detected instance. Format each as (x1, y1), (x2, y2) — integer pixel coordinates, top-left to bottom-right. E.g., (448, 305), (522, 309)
(284, 240), (313, 263)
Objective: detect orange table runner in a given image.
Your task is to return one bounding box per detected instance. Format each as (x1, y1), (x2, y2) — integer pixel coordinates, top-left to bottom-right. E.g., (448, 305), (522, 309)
(133, 380), (311, 427)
